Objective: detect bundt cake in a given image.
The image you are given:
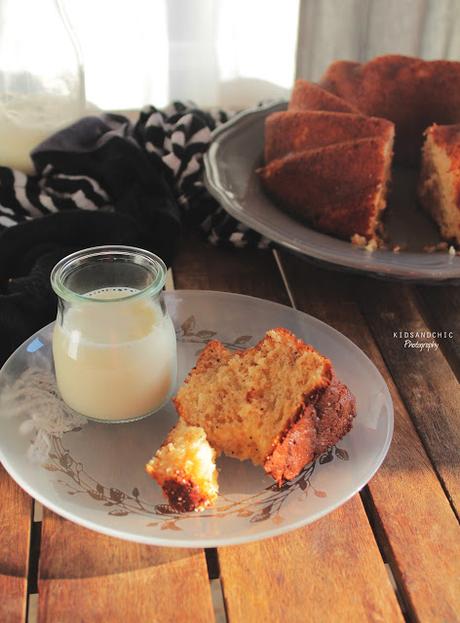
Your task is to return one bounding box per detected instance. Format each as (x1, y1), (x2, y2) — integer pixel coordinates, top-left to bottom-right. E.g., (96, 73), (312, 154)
(145, 419), (218, 512)
(260, 137), (393, 240)
(260, 55), (460, 248)
(174, 328), (355, 485)
(419, 124), (460, 245)
(289, 79), (360, 113)
(320, 55), (460, 166)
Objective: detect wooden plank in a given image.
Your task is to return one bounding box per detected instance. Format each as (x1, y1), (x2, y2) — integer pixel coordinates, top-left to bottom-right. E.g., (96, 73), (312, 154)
(354, 278), (460, 512)
(38, 510), (214, 623)
(0, 465), (32, 623)
(173, 235), (403, 623)
(417, 284), (460, 379)
(171, 233), (291, 305)
(280, 252), (460, 622)
(219, 496), (402, 623)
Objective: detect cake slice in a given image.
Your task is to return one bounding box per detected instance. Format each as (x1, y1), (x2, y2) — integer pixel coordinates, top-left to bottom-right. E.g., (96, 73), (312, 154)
(145, 419), (218, 512)
(264, 110), (394, 163)
(259, 136), (393, 241)
(289, 79), (360, 113)
(174, 328), (355, 484)
(419, 124), (460, 245)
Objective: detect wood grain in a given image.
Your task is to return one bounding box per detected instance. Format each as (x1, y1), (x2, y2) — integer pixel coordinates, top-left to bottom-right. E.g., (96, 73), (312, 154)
(173, 235), (403, 623)
(219, 496), (403, 623)
(354, 278), (460, 512)
(280, 252), (460, 622)
(417, 284), (460, 380)
(171, 233), (290, 305)
(38, 510), (214, 623)
(0, 465), (32, 623)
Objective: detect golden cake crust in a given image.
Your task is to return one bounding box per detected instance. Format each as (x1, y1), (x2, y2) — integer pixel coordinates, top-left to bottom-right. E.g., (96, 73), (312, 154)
(264, 373), (356, 482)
(289, 79), (360, 113)
(264, 110), (394, 163)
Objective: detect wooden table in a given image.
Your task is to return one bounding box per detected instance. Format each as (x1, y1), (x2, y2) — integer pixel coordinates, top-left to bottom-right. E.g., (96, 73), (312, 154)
(1, 233), (459, 623)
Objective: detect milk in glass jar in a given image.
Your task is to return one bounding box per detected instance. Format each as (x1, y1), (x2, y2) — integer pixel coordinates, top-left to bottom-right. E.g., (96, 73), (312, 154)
(51, 246), (177, 422)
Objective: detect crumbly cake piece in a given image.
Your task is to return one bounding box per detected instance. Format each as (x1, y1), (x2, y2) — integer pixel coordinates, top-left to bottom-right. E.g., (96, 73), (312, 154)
(264, 110), (394, 163)
(259, 136), (393, 241)
(174, 328), (355, 485)
(289, 80), (360, 113)
(419, 124), (460, 245)
(145, 419), (218, 512)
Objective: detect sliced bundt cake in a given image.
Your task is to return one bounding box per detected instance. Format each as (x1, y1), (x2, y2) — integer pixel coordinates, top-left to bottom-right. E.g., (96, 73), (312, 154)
(261, 55), (460, 247)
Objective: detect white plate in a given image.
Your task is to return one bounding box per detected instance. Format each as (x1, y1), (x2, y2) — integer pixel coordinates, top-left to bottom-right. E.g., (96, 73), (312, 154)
(204, 101), (460, 283)
(0, 290), (393, 547)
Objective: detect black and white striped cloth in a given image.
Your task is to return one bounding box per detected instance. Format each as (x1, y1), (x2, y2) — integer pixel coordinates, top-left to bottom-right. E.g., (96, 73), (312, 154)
(0, 101), (268, 249)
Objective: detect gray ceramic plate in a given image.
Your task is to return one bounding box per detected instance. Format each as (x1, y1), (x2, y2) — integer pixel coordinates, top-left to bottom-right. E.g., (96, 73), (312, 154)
(0, 291), (392, 547)
(204, 101), (460, 283)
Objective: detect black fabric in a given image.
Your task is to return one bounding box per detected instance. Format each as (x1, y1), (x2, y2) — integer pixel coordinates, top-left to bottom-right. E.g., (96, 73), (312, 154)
(0, 209), (180, 365)
(0, 102), (268, 366)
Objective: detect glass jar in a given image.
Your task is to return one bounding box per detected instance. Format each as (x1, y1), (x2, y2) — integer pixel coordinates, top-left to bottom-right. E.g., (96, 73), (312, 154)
(50, 246), (177, 423)
(0, 0), (85, 173)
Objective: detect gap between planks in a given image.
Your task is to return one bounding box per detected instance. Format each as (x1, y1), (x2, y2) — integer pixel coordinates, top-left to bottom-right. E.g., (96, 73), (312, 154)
(26, 501), (42, 623)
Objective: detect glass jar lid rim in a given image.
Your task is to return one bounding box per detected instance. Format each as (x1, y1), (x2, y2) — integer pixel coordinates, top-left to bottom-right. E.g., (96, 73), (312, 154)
(50, 245), (167, 303)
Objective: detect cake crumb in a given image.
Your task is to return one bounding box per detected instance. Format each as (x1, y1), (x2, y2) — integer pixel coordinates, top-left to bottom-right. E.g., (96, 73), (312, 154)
(351, 233), (367, 247)
(364, 238), (378, 252)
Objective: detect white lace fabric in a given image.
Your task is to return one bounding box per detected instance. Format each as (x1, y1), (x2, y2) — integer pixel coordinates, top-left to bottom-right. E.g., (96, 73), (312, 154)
(0, 364), (87, 463)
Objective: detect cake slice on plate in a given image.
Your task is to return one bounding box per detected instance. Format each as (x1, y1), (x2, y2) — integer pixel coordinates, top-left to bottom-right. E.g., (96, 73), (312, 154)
(175, 328), (355, 484)
(419, 123), (460, 245)
(146, 328), (356, 511)
(259, 136), (393, 241)
(174, 328), (332, 482)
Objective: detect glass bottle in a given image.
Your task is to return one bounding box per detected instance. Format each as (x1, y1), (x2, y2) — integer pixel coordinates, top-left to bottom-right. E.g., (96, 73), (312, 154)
(50, 246), (177, 423)
(0, 0), (85, 173)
